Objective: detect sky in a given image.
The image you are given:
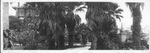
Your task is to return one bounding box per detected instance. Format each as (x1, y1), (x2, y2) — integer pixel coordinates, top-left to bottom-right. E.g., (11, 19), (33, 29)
(141, 2), (150, 33)
(117, 2), (132, 31)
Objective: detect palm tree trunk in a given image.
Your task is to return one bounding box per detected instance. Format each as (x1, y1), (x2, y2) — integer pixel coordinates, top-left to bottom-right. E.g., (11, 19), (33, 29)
(89, 34), (97, 50)
(67, 25), (75, 47)
(66, 11), (76, 47)
(129, 3), (142, 49)
(68, 30), (74, 47)
(132, 7), (142, 49)
(58, 33), (65, 49)
(66, 25), (74, 47)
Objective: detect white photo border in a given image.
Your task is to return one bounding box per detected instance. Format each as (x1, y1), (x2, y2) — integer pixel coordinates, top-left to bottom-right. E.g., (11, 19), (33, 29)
(1, 0), (150, 53)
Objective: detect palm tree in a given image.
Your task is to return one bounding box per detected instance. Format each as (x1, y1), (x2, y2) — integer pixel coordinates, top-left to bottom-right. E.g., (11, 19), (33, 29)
(23, 2), (84, 49)
(60, 2), (84, 47)
(85, 2), (123, 50)
(22, 2), (67, 49)
(126, 2), (144, 50)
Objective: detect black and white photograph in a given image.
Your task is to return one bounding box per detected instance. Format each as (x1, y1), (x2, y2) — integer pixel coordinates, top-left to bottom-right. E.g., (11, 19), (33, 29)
(1, 0), (150, 53)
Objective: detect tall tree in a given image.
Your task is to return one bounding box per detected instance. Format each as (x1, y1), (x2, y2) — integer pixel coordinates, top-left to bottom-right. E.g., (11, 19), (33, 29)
(23, 2), (67, 49)
(85, 2), (123, 50)
(23, 2), (83, 49)
(60, 2), (84, 47)
(126, 2), (144, 50)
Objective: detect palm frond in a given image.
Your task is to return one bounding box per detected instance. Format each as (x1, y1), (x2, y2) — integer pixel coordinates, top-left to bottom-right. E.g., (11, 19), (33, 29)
(115, 9), (123, 14)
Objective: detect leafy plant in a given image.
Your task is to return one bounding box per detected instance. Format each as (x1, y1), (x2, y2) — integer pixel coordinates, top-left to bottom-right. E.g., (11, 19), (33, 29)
(85, 2), (123, 50)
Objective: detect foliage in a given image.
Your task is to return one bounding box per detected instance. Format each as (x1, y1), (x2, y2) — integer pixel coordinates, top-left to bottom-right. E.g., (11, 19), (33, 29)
(22, 2), (124, 49)
(126, 2), (145, 50)
(9, 16), (23, 30)
(21, 2), (83, 49)
(6, 2), (132, 50)
(85, 2), (123, 49)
